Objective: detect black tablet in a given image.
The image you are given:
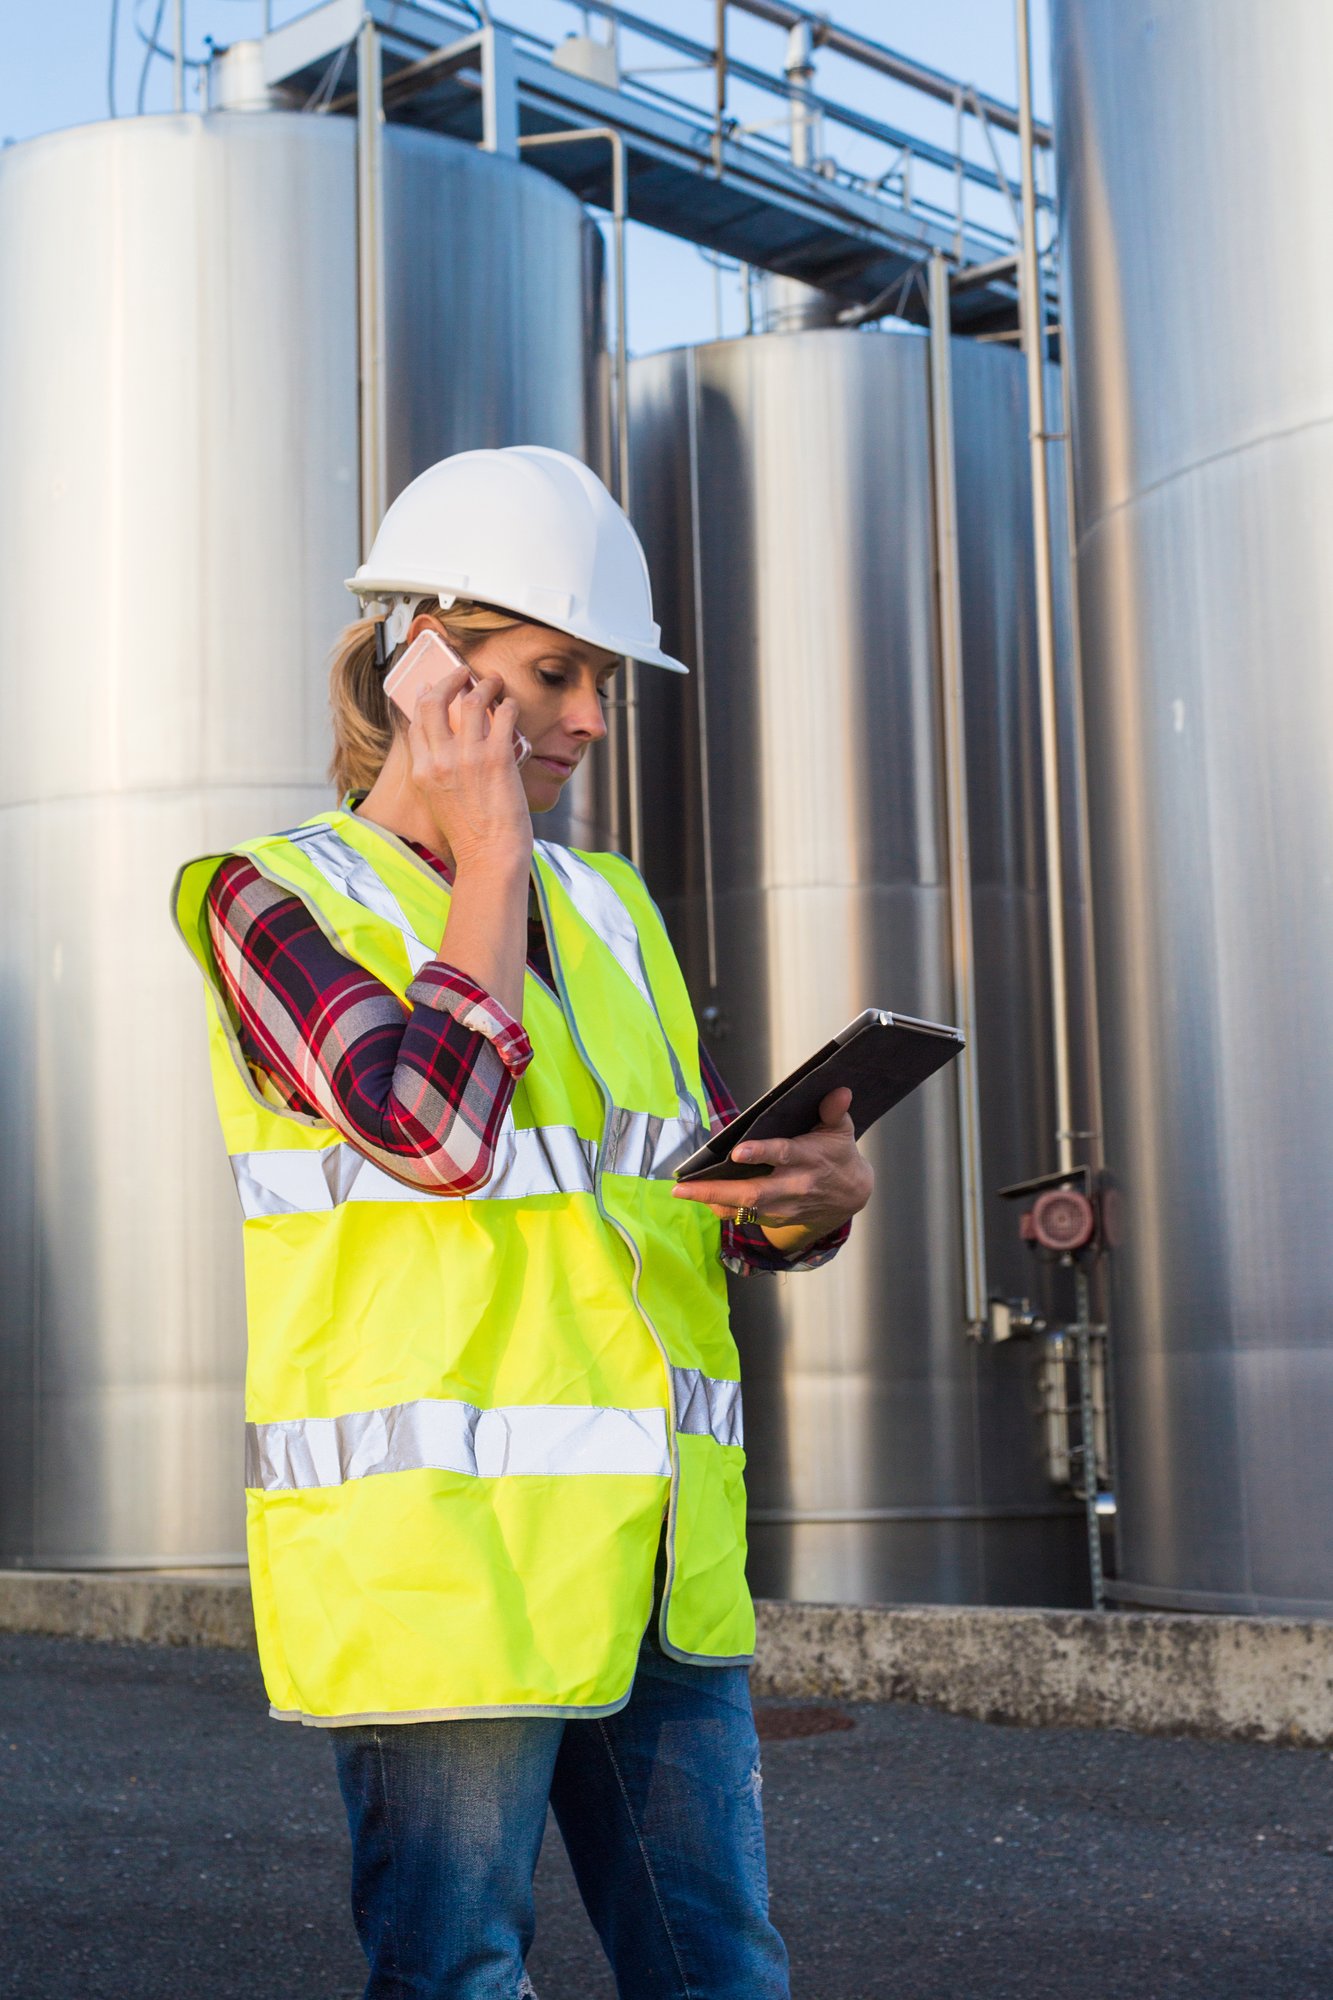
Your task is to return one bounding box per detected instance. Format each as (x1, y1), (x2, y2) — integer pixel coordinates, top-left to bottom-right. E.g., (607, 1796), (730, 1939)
(674, 1008), (965, 1184)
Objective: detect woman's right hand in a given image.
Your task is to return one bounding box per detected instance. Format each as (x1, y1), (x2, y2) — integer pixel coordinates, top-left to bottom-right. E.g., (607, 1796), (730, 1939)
(407, 665), (533, 874)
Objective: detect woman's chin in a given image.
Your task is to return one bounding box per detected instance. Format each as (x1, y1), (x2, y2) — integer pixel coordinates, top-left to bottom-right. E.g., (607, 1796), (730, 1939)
(523, 773), (565, 814)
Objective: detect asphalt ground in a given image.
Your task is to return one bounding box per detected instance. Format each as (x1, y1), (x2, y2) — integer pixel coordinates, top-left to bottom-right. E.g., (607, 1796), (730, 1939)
(1, 1634), (1330, 2000)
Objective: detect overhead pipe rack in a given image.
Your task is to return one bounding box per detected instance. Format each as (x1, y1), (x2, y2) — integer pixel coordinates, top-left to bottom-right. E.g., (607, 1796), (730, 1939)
(260, 0), (1057, 338)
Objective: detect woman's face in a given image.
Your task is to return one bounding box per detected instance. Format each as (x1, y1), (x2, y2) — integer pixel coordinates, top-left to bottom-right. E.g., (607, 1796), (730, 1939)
(459, 621), (620, 815)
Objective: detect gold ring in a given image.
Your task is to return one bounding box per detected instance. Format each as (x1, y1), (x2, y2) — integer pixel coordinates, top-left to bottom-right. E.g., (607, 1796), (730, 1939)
(734, 1203), (759, 1226)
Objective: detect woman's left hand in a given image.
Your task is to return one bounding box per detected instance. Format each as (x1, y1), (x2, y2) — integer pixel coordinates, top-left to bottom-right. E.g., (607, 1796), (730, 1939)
(671, 1086), (874, 1244)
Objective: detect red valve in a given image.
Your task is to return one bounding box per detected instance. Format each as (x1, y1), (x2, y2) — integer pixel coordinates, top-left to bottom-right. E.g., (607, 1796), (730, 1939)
(1020, 1186), (1097, 1253)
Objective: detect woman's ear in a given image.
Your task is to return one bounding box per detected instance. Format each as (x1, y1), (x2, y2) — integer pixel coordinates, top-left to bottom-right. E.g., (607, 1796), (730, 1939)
(404, 610), (445, 648)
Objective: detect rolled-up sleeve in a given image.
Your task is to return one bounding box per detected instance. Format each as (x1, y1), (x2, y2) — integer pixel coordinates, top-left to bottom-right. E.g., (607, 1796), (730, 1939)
(206, 855), (531, 1195)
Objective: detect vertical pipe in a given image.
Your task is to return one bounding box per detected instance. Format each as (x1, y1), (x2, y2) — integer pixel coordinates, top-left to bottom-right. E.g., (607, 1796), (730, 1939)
(479, 26), (519, 156)
(174, 0), (185, 111)
(1016, 0), (1074, 1176)
(1075, 1268), (1105, 1609)
(1059, 327), (1105, 1174)
(785, 21), (815, 170)
(609, 134), (641, 871)
(952, 87), (964, 260)
(713, 0), (727, 175)
(519, 126), (634, 857)
(685, 348), (719, 991)
(263, 1), (273, 31)
(928, 252), (988, 1338)
(357, 19), (387, 557)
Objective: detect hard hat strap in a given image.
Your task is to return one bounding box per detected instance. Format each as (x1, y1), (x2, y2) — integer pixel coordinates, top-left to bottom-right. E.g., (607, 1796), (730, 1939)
(374, 595), (429, 669)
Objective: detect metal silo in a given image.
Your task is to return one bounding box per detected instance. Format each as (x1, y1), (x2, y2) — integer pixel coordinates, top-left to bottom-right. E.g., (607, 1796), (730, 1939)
(1052, 0), (1333, 1615)
(631, 328), (1091, 1606)
(0, 108), (597, 1567)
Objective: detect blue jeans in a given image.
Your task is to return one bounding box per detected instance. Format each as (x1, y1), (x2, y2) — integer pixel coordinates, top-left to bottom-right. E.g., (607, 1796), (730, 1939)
(331, 1626), (790, 2000)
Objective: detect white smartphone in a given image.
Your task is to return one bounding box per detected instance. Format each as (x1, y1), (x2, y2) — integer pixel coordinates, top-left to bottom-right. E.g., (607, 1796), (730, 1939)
(383, 628), (532, 766)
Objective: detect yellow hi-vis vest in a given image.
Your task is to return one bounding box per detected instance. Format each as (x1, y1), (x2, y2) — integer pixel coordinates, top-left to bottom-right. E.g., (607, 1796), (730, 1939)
(174, 809), (753, 1725)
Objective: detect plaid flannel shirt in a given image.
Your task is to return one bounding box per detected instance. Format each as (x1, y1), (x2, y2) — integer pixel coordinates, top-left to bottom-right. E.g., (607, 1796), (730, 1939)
(206, 840), (849, 1277)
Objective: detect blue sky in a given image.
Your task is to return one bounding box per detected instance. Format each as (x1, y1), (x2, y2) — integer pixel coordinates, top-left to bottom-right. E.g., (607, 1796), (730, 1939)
(2, 1), (1052, 352)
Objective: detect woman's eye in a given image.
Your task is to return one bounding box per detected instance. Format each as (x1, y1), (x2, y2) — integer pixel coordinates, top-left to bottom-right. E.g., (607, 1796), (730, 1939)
(536, 671), (566, 689)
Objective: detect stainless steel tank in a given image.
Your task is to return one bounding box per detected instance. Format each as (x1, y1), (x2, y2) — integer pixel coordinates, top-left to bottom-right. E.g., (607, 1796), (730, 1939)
(630, 329), (1091, 1605)
(1052, 0), (1333, 1614)
(0, 110), (597, 1566)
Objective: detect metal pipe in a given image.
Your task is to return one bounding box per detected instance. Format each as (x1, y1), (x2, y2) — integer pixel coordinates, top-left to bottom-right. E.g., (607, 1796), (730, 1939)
(712, 0), (726, 175)
(952, 87), (963, 262)
(356, 19), (387, 557)
(558, 1), (1045, 211)
(174, 0), (185, 111)
(725, 0), (1052, 144)
(1016, 0), (1074, 1176)
(1075, 1268), (1106, 1609)
(685, 347), (719, 991)
(784, 20), (815, 169)
(1058, 324), (1106, 1175)
(608, 133), (640, 872)
(966, 88), (1023, 246)
(478, 24), (518, 155)
(949, 251), (1020, 293)
(927, 251), (988, 1339)
(519, 127), (640, 869)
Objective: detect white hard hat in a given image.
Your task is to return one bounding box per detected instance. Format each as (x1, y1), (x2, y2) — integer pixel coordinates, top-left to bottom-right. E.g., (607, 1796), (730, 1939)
(346, 445), (688, 674)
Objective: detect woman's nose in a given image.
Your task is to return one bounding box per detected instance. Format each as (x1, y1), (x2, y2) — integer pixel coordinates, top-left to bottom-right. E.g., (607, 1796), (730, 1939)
(566, 688), (609, 741)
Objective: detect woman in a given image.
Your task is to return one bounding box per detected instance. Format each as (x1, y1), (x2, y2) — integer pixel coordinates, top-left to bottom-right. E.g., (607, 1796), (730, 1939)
(175, 446), (874, 1999)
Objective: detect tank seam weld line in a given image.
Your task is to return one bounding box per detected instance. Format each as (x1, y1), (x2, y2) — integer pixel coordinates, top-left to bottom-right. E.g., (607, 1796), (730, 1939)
(0, 783), (328, 813)
(748, 1504), (1085, 1524)
(1075, 405), (1333, 544)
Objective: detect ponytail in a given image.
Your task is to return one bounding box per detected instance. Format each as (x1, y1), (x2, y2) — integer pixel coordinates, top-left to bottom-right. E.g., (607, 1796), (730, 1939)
(326, 601), (524, 797)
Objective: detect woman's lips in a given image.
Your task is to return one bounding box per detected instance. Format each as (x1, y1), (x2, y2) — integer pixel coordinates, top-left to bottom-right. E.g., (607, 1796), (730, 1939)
(534, 755), (575, 776)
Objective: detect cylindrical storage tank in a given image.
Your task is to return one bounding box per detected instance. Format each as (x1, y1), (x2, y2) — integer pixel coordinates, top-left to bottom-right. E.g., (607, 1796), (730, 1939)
(0, 111), (598, 1567)
(630, 329), (1091, 1605)
(1052, 0), (1333, 1615)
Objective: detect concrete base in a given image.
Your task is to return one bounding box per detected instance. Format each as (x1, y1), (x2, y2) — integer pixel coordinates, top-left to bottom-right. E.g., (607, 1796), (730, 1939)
(0, 1569), (254, 1651)
(752, 1601), (1333, 1746)
(2, 1571), (1330, 1746)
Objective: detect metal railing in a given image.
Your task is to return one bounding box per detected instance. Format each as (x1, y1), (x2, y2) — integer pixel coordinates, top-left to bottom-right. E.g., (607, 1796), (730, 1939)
(287, 0), (1056, 279)
(573, 0), (1054, 266)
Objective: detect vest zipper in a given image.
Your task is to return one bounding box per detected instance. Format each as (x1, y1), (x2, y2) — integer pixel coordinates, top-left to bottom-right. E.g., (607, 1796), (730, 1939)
(529, 858), (685, 1654)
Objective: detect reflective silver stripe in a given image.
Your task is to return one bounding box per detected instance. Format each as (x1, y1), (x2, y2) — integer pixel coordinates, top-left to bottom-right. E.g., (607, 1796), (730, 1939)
(248, 828), (705, 1188)
(486, 1121), (597, 1199)
(534, 839), (656, 1012)
(230, 1124), (597, 1219)
(602, 1108), (705, 1180)
(246, 1398), (671, 1491)
(672, 1367), (744, 1450)
(276, 835), (702, 1143)
(534, 841), (705, 1137)
(282, 823), (437, 975)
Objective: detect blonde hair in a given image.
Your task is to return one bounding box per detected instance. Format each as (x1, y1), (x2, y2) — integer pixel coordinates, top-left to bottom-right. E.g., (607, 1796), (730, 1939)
(327, 600), (523, 796)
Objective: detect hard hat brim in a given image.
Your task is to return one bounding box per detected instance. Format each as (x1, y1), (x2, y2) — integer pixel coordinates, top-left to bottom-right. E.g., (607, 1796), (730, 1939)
(344, 576), (690, 674)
